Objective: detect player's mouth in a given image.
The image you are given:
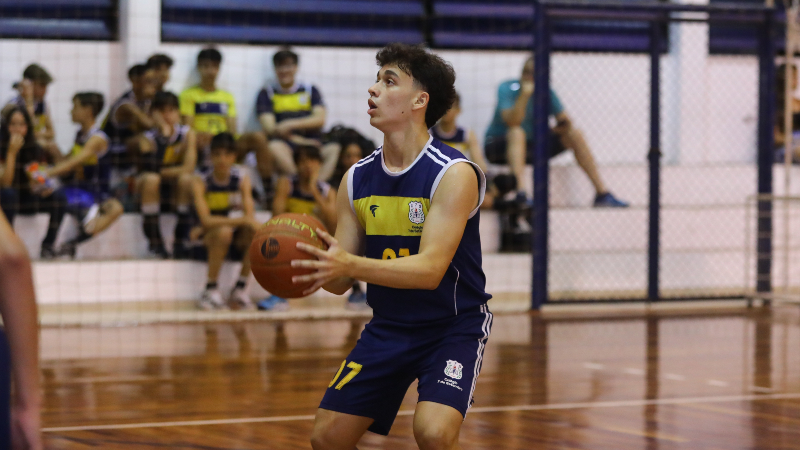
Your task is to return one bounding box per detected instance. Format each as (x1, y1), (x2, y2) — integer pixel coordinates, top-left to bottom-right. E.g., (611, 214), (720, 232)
(368, 98), (377, 115)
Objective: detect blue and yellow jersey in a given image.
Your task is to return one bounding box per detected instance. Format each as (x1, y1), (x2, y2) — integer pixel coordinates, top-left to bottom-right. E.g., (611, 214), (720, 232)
(142, 124), (190, 171)
(201, 165), (244, 216)
(256, 82), (323, 138)
(285, 175), (331, 216)
(430, 125), (468, 154)
(179, 86), (236, 135)
(102, 90), (151, 155)
(63, 125), (110, 196)
(348, 136), (491, 323)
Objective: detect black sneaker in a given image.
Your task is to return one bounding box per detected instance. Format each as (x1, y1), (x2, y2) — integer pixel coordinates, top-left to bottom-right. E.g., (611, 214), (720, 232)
(40, 244), (57, 260)
(56, 242), (77, 260)
(148, 244), (170, 259)
(173, 242), (190, 260)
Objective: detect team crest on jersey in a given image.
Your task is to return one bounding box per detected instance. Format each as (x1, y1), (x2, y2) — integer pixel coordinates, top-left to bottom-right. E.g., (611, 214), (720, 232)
(444, 360), (463, 380)
(408, 201), (425, 224)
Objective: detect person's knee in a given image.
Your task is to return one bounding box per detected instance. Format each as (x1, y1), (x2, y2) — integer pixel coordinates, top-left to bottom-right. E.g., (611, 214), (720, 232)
(141, 172), (161, 192)
(177, 173), (194, 193)
(414, 423), (459, 450)
(209, 226), (234, 247)
(506, 125), (526, 141)
(103, 199), (124, 219)
(310, 423), (347, 450)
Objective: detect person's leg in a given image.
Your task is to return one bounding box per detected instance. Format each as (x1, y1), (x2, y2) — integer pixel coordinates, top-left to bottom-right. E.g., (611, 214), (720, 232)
(269, 139), (298, 176)
(558, 127), (607, 195)
(89, 198), (124, 235)
(505, 126), (528, 185)
(200, 226), (233, 310)
(26, 190), (67, 256)
(0, 188), (19, 226)
(229, 227), (256, 309)
(138, 172), (166, 254)
(310, 408), (373, 450)
(173, 173), (194, 258)
(413, 402), (464, 450)
(319, 142), (342, 183)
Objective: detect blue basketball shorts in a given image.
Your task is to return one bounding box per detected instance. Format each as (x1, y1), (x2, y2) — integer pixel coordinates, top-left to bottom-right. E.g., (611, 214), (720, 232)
(319, 304), (493, 436)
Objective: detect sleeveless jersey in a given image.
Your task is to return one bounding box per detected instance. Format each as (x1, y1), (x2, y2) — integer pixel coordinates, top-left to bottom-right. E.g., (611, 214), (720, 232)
(142, 124), (190, 171)
(348, 136), (491, 323)
(202, 165), (244, 216)
(102, 90), (150, 155)
(285, 175), (331, 216)
(429, 125), (468, 154)
(63, 125), (110, 197)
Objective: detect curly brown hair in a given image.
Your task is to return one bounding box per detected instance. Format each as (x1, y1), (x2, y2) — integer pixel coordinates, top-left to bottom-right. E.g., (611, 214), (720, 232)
(376, 43), (456, 128)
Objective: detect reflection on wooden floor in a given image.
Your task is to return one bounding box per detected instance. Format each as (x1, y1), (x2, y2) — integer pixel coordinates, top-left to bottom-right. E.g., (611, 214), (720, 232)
(40, 304), (800, 449)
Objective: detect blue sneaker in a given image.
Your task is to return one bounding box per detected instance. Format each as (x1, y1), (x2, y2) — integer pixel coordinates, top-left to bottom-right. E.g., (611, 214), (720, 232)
(346, 289), (369, 311)
(593, 192), (629, 208)
(257, 295), (289, 311)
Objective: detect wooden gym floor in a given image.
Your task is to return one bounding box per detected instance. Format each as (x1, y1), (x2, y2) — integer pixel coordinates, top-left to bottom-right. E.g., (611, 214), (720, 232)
(38, 302), (800, 449)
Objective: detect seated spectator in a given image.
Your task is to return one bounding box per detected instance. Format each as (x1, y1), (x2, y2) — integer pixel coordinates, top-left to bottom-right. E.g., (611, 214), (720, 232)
(258, 145), (336, 311)
(326, 126), (374, 189)
(485, 57), (628, 208)
(774, 63), (800, 164)
(147, 53), (174, 92)
(103, 63), (158, 171)
(0, 106), (67, 259)
(2, 64), (61, 163)
(137, 91), (197, 258)
(192, 133), (259, 311)
(257, 48), (330, 178)
(43, 93), (123, 258)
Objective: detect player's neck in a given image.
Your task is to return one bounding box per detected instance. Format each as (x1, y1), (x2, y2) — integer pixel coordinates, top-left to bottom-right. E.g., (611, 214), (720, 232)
(200, 79), (216, 92)
(381, 124), (431, 172)
(436, 121), (456, 134)
(80, 118), (96, 133)
(211, 167), (230, 184)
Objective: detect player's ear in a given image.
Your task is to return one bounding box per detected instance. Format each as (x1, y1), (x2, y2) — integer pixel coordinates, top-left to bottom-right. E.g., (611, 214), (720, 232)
(413, 91), (429, 111)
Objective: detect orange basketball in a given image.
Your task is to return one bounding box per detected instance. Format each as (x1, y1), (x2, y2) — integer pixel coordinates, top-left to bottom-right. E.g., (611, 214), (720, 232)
(248, 213), (329, 298)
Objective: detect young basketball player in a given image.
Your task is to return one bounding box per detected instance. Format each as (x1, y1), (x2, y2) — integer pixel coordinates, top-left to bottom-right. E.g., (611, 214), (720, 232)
(257, 145), (336, 311)
(192, 132), (258, 310)
(45, 93), (124, 258)
(138, 91), (197, 258)
(0, 209), (41, 450)
(294, 44), (492, 449)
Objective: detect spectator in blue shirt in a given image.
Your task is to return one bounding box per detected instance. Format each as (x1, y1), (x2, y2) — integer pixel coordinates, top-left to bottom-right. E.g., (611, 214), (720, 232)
(485, 57), (628, 207)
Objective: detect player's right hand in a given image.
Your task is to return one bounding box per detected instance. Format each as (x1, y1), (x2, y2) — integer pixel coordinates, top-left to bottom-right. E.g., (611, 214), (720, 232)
(8, 134), (25, 155)
(11, 402), (42, 450)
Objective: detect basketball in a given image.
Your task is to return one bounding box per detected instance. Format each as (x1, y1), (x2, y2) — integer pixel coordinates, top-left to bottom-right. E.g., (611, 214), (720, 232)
(249, 213), (329, 298)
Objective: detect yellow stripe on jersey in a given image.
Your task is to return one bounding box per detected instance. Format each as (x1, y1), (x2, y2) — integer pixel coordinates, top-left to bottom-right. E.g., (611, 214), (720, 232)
(35, 114), (47, 134)
(206, 192), (232, 212)
(442, 140), (466, 153)
(286, 197), (316, 216)
(70, 143), (98, 165)
(353, 196), (430, 236)
(179, 86), (236, 135)
(162, 144), (181, 166)
(272, 92), (312, 114)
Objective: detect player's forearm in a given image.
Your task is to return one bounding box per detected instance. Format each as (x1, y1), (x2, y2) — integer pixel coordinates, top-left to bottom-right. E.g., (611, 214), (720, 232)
(504, 93), (531, 127)
(347, 253), (446, 290)
(201, 215), (246, 229)
(1, 155), (16, 187)
(0, 237), (41, 408)
(281, 114), (324, 132)
(160, 166), (188, 178)
(322, 277), (358, 296)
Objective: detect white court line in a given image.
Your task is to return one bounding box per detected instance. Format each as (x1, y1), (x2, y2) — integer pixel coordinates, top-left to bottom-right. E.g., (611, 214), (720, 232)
(583, 362), (605, 370)
(42, 392), (800, 433)
(664, 373), (686, 381)
(707, 379), (729, 387)
(623, 368), (645, 376)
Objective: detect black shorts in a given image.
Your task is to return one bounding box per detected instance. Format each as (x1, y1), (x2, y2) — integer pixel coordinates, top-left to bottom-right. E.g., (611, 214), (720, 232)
(484, 130), (567, 165)
(319, 304), (493, 436)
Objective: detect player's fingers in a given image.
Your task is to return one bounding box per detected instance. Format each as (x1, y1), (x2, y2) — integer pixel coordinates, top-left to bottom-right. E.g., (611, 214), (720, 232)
(302, 279), (328, 296)
(290, 259), (326, 269)
(296, 242), (328, 258)
(316, 228), (338, 245)
(293, 270), (331, 285)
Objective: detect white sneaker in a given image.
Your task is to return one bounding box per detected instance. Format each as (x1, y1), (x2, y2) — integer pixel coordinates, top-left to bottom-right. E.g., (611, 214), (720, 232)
(229, 287), (256, 311)
(198, 288), (226, 310)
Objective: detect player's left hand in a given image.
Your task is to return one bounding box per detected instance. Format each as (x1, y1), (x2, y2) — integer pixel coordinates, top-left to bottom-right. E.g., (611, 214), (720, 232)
(292, 229), (351, 296)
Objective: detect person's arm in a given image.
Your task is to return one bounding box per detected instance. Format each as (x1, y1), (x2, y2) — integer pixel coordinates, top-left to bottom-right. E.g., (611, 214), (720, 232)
(500, 81), (533, 128)
(45, 135), (106, 179)
(271, 176), (291, 216)
(293, 162), (479, 295)
(274, 105), (326, 136)
(465, 129), (489, 174)
(239, 174), (259, 229)
(191, 175), (250, 229)
(161, 129), (197, 178)
(116, 103), (155, 133)
(0, 211), (42, 450)
(259, 113), (277, 138)
(226, 116), (238, 136)
(552, 111), (572, 136)
(38, 113), (55, 141)
(1, 134), (24, 187)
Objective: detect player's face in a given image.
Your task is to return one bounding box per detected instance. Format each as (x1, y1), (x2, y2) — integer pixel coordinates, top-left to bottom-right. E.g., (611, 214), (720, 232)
(70, 99), (90, 123)
(160, 105), (181, 126)
(8, 111), (28, 137)
(140, 69), (158, 99)
(210, 148), (236, 173)
(154, 64), (170, 89)
(198, 60), (220, 83)
(341, 143), (362, 170)
(32, 81), (47, 100)
(368, 65), (425, 131)
(275, 61), (297, 88)
(297, 155), (320, 180)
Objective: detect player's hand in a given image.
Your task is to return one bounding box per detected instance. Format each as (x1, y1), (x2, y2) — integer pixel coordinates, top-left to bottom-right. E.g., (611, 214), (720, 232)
(292, 229), (351, 296)
(10, 402), (42, 450)
(520, 79), (534, 96)
(274, 122), (293, 139)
